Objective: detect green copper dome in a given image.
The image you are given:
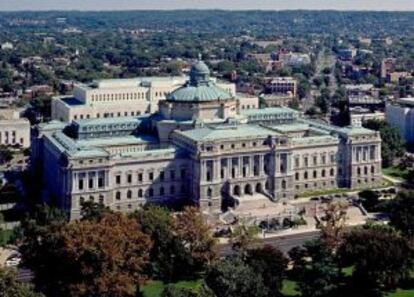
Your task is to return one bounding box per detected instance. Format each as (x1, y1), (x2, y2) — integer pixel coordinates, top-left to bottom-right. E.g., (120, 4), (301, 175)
(167, 59), (233, 102)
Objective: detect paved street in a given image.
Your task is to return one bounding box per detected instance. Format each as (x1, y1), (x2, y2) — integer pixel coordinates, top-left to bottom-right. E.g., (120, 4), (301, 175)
(219, 230), (320, 256)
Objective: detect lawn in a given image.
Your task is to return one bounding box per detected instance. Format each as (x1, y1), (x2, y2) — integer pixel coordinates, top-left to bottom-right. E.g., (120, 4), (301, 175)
(142, 280), (202, 297)
(383, 166), (410, 181)
(141, 274), (414, 297)
(387, 289), (414, 297)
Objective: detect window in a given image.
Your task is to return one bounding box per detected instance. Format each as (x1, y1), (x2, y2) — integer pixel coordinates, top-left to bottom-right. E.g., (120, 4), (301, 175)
(180, 169), (186, 179)
(313, 156), (317, 165)
(304, 171), (308, 179)
(127, 190), (132, 199)
(98, 176), (104, 188)
(330, 154), (335, 163)
(127, 174), (132, 183)
(78, 179), (84, 190)
(170, 185), (175, 194)
(138, 173), (143, 182)
(116, 175), (121, 185)
(88, 178), (94, 189)
(116, 191), (121, 200)
(330, 168), (335, 177)
(149, 172), (154, 181)
(170, 170), (175, 180)
(304, 157), (308, 167)
(160, 171), (165, 181)
(295, 157), (299, 168)
(138, 189), (143, 198)
(313, 170), (317, 178)
(99, 195), (104, 204)
(295, 172), (299, 180)
(321, 169), (326, 178)
(160, 187), (165, 196)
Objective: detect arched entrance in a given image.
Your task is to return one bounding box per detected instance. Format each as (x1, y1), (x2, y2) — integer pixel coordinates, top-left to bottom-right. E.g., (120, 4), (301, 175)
(244, 184), (253, 195)
(255, 183), (263, 193)
(233, 185), (241, 196)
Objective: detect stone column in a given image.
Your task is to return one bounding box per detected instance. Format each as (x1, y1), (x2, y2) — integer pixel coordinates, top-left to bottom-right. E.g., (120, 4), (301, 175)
(259, 155), (264, 176)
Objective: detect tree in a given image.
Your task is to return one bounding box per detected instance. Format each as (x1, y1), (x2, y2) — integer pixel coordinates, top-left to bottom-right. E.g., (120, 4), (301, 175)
(0, 267), (45, 297)
(21, 212), (152, 297)
(388, 191), (414, 237)
(317, 202), (348, 250)
(229, 221), (259, 255)
(358, 190), (380, 212)
(0, 145), (13, 165)
(205, 257), (268, 297)
(174, 207), (218, 275)
(245, 245), (288, 297)
(363, 120), (405, 167)
(80, 200), (112, 221)
(132, 206), (191, 282)
(289, 239), (341, 297)
(339, 224), (414, 292)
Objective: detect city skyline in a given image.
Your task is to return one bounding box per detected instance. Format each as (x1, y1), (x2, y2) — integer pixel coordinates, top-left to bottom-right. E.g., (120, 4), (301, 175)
(0, 0), (414, 11)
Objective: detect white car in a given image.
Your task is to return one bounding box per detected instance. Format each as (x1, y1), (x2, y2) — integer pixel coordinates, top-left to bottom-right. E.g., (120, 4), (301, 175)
(5, 256), (21, 267)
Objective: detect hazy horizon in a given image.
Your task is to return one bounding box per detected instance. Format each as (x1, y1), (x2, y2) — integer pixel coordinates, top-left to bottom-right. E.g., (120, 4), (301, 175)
(0, 0), (414, 12)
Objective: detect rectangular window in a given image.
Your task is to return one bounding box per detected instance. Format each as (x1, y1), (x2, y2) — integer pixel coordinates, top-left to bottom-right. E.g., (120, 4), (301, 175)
(98, 177), (104, 188)
(149, 172), (154, 181)
(88, 178), (94, 189)
(116, 175), (121, 185)
(313, 156), (317, 165)
(78, 179), (84, 190)
(138, 173), (143, 182)
(127, 174), (132, 183)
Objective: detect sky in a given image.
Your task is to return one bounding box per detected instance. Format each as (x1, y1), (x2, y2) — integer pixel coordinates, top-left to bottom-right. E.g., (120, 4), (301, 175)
(0, 0), (413, 11)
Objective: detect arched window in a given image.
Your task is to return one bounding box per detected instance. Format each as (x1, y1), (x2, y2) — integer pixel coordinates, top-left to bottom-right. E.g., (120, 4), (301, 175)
(321, 169), (326, 177)
(304, 171), (308, 179)
(330, 168), (335, 177)
(116, 191), (121, 200)
(207, 187), (212, 198)
(295, 172), (299, 180)
(127, 190), (132, 199)
(138, 189), (143, 198)
(371, 165), (375, 174)
(364, 166), (368, 175)
(313, 170), (317, 178)
(357, 167), (361, 176)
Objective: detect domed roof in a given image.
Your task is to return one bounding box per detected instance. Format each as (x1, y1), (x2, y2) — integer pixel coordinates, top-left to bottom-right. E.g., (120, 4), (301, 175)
(167, 59), (233, 102)
(191, 60), (210, 75)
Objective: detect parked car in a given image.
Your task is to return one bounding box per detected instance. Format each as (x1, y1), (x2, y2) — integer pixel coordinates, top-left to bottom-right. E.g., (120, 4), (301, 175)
(5, 254), (21, 267)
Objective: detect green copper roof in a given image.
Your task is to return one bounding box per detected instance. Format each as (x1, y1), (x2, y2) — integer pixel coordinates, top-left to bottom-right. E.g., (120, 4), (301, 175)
(167, 59), (233, 102)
